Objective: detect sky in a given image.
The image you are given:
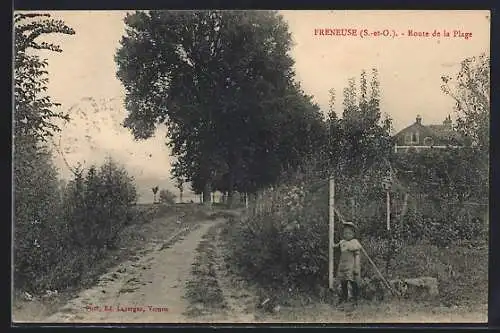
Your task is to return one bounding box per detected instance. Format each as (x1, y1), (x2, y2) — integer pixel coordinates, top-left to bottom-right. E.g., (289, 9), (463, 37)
(16, 10), (490, 202)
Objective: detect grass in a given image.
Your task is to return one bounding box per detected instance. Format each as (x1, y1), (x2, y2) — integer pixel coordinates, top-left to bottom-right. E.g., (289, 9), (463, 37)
(184, 224), (228, 318)
(361, 238), (488, 306)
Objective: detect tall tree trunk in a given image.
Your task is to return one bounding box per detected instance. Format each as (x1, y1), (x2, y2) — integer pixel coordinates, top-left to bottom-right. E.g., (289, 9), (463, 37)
(226, 149), (240, 209)
(227, 173), (235, 208)
(203, 181), (212, 206)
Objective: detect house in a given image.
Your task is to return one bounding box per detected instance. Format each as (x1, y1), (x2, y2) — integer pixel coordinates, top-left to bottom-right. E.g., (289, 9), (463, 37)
(393, 115), (465, 153)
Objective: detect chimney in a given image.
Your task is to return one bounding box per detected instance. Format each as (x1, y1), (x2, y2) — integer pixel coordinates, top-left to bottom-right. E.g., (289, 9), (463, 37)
(443, 115), (452, 129)
(416, 115), (422, 125)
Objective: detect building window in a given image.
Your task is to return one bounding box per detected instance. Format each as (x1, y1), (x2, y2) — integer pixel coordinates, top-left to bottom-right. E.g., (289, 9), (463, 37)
(423, 137), (434, 146)
(411, 132), (419, 144)
(404, 132), (420, 145)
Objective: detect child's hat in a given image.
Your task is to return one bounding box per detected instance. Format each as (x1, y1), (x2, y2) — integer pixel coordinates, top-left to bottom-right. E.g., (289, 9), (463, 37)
(342, 221), (357, 229)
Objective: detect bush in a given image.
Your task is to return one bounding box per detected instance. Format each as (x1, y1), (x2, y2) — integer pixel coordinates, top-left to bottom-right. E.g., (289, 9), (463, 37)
(14, 146), (142, 293)
(61, 158), (138, 251)
(13, 136), (65, 291)
(159, 189), (176, 205)
(228, 179), (331, 291)
(389, 148), (488, 246)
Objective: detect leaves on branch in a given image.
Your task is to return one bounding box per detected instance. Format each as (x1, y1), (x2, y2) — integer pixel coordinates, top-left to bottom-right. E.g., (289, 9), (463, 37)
(14, 12), (75, 143)
(441, 53), (489, 152)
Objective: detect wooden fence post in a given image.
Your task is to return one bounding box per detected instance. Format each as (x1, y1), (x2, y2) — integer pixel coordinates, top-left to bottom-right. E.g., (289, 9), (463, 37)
(329, 176), (335, 290)
(386, 191), (391, 232)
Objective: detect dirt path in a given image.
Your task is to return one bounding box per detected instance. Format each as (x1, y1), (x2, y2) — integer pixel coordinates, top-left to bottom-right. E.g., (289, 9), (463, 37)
(36, 220), (220, 323)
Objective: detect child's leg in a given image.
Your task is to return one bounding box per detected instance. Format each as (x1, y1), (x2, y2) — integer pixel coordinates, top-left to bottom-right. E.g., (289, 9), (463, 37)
(351, 280), (359, 304)
(339, 280), (349, 303)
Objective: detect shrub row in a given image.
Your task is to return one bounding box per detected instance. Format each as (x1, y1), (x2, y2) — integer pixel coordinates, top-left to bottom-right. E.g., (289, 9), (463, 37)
(14, 140), (144, 293)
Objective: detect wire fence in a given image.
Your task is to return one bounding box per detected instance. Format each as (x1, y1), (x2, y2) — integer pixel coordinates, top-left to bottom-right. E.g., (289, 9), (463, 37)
(246, 160), (489, 245)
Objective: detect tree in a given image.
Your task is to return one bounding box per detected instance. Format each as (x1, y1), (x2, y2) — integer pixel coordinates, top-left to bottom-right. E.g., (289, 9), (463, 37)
(115, 10), (316, 206)
(441, 53), (490, 152)
(13, 12), (75, 290)
(328, 87), (337, 117)
(273, 84), (327, 175)
(63, 158), (138, 252)
(342, 77), (360, 123)
(323, 88), (343, 171)
(175, 178), (184, 203)
(14, 13), (75, 142)
(338, 69), (393, 176)
(152, 186), (159, 203)
(159, 189), (176, 205)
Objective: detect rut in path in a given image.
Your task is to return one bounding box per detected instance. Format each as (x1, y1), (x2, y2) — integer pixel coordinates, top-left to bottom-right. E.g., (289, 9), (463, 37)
(211, 226), (262, 322)
(184, 223), (261, 323)
(41, 220), (220, 323)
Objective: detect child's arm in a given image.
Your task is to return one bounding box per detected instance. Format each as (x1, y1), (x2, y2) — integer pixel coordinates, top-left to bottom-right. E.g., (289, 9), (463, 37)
(352, 239), (362, 277)
(353, 250), (361, 277)
(332, 240), (343, 248)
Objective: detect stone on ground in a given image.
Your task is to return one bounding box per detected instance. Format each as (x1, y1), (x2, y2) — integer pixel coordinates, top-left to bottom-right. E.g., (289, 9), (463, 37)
(359, 276), (439, 301)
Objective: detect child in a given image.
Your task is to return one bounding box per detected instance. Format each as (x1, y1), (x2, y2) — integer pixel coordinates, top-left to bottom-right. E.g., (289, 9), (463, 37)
(333, 221), (362, 306)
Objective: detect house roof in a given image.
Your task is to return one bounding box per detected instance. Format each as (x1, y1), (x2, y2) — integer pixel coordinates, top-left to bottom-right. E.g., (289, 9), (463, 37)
(395, 122), (434, 138)
(393, 116), (464, 145)
(427, 124), (463, 144)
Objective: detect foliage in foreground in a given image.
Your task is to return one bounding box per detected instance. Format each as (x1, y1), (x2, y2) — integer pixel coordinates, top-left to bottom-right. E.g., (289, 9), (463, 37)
(226, 151), (488, 305)
(13, 13), (152, 294)
(14, 150), (141, 293)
